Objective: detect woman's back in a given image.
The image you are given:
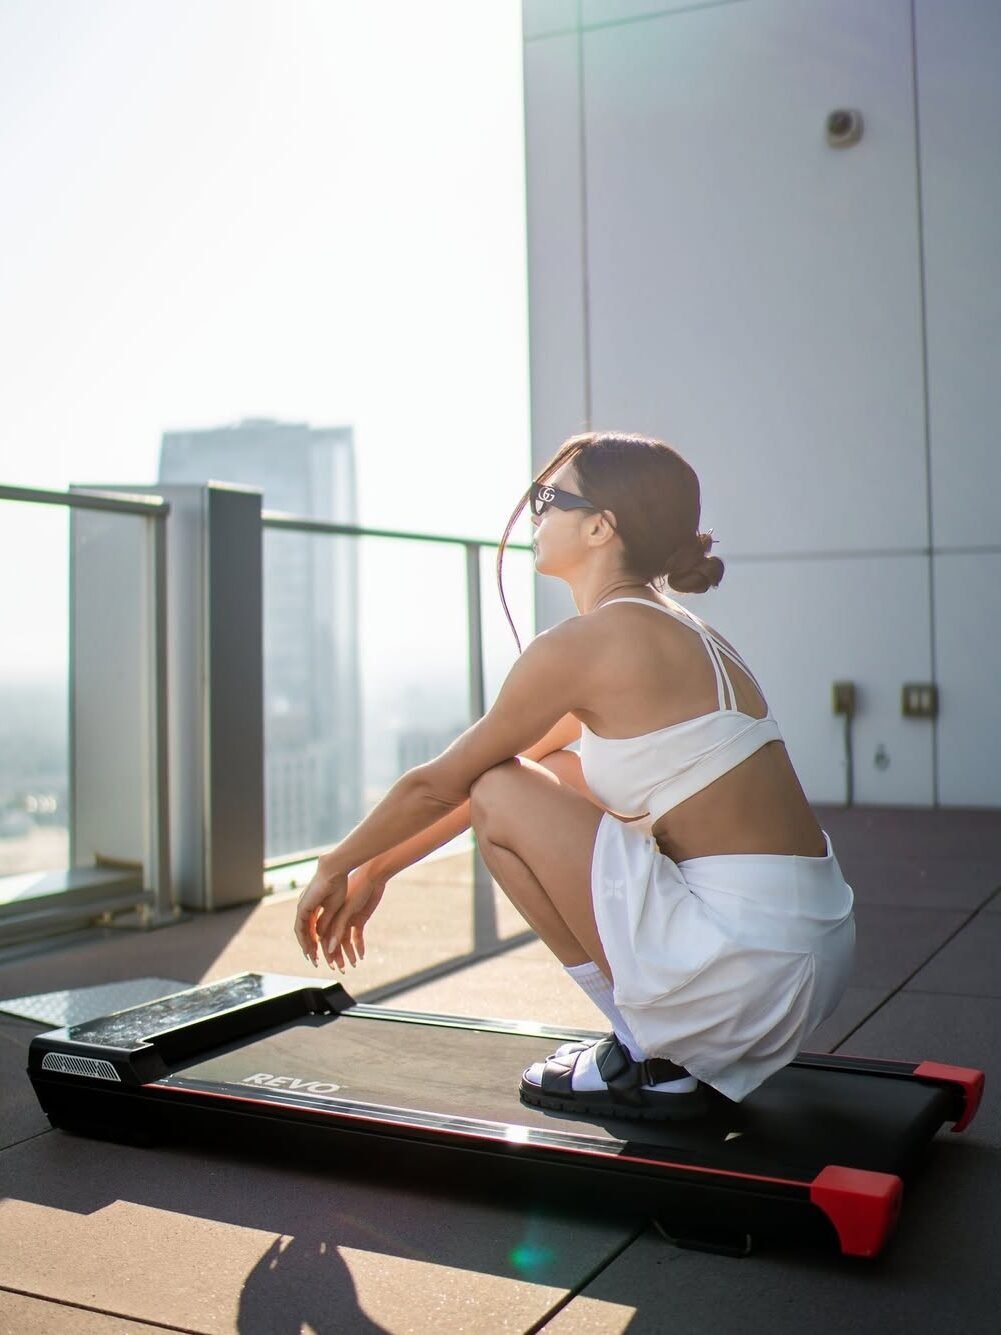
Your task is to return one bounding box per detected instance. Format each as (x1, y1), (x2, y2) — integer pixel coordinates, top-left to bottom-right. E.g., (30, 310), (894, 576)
(573, 597), (825, 862)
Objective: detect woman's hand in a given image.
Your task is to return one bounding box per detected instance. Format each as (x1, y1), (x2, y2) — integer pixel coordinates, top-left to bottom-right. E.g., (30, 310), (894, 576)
(294, 857), (389, 971)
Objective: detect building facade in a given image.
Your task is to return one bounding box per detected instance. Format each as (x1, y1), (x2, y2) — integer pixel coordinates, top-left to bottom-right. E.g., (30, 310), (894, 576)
(522, 0), (1000, 808)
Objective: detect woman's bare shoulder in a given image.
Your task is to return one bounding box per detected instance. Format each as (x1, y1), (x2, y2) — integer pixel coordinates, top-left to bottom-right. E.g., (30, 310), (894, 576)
(533, 611), (607, 657)
(654, 595), (743, 657)
(527, 612), (619, 690)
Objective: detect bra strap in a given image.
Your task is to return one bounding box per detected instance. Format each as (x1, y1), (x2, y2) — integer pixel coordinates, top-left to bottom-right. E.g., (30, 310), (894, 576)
(597, 597), (735, 709)
(702, 636), (735, 711)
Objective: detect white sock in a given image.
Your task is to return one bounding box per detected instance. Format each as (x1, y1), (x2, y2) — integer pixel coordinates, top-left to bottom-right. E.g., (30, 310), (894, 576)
(535, 961), (696, 1095)
(564, 961), (645, 1059)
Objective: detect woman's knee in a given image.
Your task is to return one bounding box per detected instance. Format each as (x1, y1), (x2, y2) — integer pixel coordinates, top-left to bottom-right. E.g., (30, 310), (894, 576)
(469, 755), (562, 839)
(468, 759), (520, 835)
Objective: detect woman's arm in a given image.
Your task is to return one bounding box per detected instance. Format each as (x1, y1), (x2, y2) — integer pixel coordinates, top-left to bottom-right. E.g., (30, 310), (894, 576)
(366, 711), (582, 880)
(294, 619), (594, 962)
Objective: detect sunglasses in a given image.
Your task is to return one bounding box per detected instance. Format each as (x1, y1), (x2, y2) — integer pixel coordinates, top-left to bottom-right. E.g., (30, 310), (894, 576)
(530, 481), (598, 517)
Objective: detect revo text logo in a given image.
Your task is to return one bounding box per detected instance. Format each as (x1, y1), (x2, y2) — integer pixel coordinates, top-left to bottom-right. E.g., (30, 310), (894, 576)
(243, 1072), (342, 1097)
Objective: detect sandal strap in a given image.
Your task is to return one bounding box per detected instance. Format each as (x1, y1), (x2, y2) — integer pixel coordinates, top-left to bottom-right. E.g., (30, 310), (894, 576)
(538, 1053), (577, 1095)
(594, 1034), (690, 1105)
(536, 1036), (691, 1104)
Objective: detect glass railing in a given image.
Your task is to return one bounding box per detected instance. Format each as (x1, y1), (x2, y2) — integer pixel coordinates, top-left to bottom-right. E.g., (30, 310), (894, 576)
(259, 512), (536, 995)
(0, 484), (172, 947)
(0, 494), (70, 881)
(260, 513), (534, 861)
(0, 484), (535, 979)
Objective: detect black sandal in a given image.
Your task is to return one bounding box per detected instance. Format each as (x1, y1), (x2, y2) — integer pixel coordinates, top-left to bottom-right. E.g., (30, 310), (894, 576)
(520, 1033), (707, 1122)
(547, 1033), (611, 1060)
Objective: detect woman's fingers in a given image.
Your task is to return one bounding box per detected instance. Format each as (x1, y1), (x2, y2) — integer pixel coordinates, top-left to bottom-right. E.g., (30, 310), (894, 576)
(340, 933), (358, 969)
(321, 897), (358, 970)
(294, 868), (347, 965)
(294, 896), (322, 963)
(301, 870), (383, 973)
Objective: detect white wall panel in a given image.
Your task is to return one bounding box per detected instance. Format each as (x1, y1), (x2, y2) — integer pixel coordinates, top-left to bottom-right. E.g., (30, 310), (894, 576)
(677, 554), (934, 806)
(524, 35), (589, 464)
(933, 554), (1001, 807)
(524, 33), (590, 631)
(582, 0), (929, 556)
(523, 0), (578, 40)
(917, 0), (1001, 548)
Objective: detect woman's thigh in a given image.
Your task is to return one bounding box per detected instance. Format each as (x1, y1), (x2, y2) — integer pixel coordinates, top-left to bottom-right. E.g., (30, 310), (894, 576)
(470, 755), (611, 971)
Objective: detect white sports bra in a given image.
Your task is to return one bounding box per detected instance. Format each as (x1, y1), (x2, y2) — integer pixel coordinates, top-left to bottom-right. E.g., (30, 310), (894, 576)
(578, 598), (784, 834)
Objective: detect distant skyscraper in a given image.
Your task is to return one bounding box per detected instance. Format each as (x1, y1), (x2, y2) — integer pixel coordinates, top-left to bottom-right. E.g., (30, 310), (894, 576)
(158, 419), (361, 857)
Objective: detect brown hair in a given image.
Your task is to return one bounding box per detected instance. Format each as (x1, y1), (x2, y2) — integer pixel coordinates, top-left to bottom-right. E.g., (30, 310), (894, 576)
(496, 431), (723, 650)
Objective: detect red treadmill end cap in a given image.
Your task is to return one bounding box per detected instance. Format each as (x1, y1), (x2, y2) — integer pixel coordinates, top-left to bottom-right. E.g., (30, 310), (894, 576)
(810, 1165), (903, 1259)
(912, 1062), (985, 1133)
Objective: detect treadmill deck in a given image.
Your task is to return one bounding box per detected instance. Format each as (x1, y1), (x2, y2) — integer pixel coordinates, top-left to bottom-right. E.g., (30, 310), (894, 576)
(27, 972), (984, 1259)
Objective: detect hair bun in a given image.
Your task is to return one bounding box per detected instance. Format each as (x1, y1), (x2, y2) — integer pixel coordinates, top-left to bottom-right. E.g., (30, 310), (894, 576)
(667, 531), (713, 576)
(665, 531), (724, 594)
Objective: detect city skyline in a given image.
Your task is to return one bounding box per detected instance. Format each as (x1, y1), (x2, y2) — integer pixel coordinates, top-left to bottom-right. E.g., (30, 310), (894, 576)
(0, 1), (535, 883)
(0, 1), (533, 681)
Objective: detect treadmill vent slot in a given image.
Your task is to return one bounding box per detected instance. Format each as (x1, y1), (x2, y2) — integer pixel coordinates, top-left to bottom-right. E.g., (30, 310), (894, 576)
(41, 1053), (122, 1082)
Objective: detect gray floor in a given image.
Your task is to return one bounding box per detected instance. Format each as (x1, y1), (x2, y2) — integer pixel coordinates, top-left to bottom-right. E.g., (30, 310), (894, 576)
(0, 805), (998, 1334)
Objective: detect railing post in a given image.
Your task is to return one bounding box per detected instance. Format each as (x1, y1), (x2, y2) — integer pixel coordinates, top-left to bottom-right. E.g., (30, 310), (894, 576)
(465, 542), (498, 953)
(146, 508), (174, 923)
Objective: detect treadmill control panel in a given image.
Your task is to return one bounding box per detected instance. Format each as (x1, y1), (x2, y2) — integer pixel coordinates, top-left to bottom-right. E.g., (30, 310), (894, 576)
(63, 974), (298, 1048)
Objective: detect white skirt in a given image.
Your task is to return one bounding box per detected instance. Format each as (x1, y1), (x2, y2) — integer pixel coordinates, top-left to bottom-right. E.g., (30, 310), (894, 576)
(590, 812), (856, 1103)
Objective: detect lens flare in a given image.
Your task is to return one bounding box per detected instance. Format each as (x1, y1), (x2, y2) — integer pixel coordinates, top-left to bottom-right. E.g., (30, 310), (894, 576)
(509, 1241), (557, 1273)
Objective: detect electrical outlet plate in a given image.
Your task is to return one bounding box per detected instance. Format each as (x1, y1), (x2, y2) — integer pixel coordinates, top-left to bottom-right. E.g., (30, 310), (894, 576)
(901, 683), (938, 719)
(832, 682), (856, 717)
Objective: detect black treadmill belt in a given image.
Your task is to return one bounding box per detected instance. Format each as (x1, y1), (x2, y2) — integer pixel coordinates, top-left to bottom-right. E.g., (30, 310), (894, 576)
(158, 1010), (954, 1179)
(170, 1016), (573, 1129)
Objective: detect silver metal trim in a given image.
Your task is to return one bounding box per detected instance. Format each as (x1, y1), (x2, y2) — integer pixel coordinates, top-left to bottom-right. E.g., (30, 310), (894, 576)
(261, 510), (530, 553)
(0, 483), (169, 517)
(149, 509), (173, 922)
(465, 543), (497, 952)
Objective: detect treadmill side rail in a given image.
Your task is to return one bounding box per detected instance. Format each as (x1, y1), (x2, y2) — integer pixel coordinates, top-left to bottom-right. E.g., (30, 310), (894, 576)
(809, 1166), (904, 1258)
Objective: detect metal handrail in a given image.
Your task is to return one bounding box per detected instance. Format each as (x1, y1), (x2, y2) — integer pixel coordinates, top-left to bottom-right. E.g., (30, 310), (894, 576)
(0, 483), (170, 517)
(261, 510), (531, 552)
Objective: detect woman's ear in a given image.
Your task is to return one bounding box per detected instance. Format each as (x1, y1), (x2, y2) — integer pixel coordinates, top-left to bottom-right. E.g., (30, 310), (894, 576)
(587, 510), (618, 546)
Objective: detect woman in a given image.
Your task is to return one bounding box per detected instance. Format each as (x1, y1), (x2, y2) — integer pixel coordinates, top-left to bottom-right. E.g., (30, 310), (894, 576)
(294, 432), (855, 1120)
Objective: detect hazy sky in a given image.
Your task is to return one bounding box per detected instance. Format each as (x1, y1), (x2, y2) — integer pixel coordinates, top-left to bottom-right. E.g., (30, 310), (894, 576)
(0, 0), (533, 678)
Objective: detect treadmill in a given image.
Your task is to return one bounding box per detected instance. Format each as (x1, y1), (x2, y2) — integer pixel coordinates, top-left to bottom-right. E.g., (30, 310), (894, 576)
(27, 972), (983, 1259)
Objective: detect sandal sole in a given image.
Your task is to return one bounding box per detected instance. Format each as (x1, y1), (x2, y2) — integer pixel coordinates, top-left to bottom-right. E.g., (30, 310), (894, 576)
(519, 1080), (708, 1123)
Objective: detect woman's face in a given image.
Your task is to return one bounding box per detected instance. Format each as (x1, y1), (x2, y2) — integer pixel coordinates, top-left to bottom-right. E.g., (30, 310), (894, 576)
(531, 462), (592, 577)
